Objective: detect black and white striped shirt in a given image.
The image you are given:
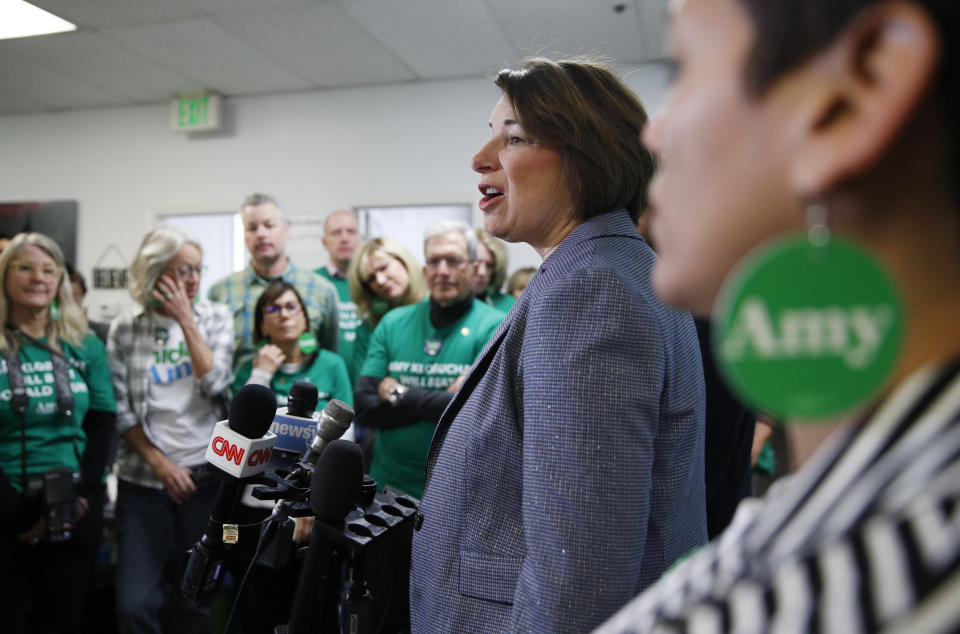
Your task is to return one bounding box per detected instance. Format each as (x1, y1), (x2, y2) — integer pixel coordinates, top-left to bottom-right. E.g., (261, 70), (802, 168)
(596, 359), (960, 633)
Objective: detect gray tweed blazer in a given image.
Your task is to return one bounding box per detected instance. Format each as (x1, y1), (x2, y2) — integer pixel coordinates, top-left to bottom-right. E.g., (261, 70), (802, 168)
(409, 210), (707, 633)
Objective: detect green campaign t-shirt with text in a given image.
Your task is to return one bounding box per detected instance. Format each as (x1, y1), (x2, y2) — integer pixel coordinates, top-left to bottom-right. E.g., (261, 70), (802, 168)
(0, 333), (117, 490)
(361, 299), (502, 498)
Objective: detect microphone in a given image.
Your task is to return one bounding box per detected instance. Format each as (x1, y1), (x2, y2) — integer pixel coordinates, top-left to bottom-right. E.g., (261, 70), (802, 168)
(182, 384), (277, 601)
(298, 398), (354, 470)
(270, 381), (320, 457)
(283, 439), (364, 634)
(255, 396), (356, 569)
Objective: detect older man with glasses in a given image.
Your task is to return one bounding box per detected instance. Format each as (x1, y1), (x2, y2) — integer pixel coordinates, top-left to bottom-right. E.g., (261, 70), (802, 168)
(353, 220), (503, 501)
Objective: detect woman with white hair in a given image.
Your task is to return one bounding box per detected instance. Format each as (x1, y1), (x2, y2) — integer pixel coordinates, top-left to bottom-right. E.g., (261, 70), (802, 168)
(108, 226), (233, 634)
(0, 232), (117, 633)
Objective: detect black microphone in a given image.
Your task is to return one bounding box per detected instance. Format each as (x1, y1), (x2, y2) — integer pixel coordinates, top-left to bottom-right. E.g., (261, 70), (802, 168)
(282, 439), (364, 634)
(269, 382), (320, 461)
(286, 381), (318, 418)
(182, 384), (277, 602)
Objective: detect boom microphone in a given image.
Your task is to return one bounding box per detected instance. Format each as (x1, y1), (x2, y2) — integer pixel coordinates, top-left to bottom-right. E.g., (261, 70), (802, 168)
(182, 384), (278, 601)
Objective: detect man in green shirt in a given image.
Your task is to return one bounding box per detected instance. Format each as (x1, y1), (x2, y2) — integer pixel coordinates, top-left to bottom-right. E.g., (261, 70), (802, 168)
(315, 209), (362, 384)
(354, 221), (503, 498)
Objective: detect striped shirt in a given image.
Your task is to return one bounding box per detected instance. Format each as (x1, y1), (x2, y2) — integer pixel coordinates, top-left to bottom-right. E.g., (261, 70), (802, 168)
(595, 359), (960, 633)
(207, 260), (339, 369)
(107, 300), (234, 489)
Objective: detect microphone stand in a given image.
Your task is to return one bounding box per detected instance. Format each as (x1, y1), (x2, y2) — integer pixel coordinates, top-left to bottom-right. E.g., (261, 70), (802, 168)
(270, 482), (419, 634)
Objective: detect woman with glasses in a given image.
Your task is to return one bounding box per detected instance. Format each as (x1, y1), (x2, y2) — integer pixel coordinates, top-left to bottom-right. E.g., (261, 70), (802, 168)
(232, 280), (352, 413)
(108, 226), (233, 634)
(0, 233), (117, 634)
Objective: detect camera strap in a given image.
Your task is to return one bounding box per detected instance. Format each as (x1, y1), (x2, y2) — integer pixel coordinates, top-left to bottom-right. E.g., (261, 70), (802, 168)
(3, 331), (79, 494)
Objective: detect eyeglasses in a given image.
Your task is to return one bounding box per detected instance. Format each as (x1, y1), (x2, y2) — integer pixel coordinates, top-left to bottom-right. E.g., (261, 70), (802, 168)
(171, 265), (206, 280)
(425, 255), (469, 271)
(11, 262), (58, 280)
(264, 301), (301, 317)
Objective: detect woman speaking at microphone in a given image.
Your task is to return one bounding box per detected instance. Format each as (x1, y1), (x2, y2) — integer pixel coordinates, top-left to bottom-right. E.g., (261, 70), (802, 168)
(108, 226), (233, 634)
(0, 233), (116, 634)
(410, 59), (707, 633)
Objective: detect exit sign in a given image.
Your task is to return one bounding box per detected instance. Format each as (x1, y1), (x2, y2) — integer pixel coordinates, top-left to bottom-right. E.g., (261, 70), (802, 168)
(171, 94), (221, 132)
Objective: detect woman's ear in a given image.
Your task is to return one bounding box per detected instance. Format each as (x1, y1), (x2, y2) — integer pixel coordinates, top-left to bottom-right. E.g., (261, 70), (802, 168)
(790, 1), (942, 197)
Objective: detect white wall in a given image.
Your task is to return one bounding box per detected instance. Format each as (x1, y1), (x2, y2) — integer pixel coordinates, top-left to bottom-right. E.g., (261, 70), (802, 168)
(0, 64), (669, 320)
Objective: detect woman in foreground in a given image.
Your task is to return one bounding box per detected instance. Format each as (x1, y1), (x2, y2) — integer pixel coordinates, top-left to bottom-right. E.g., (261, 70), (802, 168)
(598, 0), (960, 630)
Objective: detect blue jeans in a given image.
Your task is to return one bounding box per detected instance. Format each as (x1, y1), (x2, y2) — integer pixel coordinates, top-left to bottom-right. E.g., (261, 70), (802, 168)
(115, 473), (218, 634)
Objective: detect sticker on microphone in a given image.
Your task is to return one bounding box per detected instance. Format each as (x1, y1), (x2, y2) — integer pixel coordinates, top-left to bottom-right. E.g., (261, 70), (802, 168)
(222, 524), (239, 544)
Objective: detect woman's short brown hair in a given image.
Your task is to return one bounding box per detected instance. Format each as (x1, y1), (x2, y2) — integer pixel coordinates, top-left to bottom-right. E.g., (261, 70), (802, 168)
(495, 57), (656, 222)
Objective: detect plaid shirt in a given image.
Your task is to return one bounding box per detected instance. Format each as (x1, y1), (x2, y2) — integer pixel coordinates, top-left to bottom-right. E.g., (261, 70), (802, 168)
(207, 259), (339, 369)
(107, 300), (234, 489)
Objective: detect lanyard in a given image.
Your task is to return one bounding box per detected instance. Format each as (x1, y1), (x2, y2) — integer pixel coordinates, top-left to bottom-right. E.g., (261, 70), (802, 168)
(4, 332), (79, 492)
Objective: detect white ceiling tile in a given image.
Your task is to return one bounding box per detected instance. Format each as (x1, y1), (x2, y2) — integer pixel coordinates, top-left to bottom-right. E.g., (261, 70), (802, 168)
(482, 0), (651, 65)
(212, 3), (416, 86)
(30, 0), (203, 28)
(0, 92), (43, 114)
(0, 54), (124, 111)
(101, 17), (312, 95)
(343, 0), (516, 78)
(0, 31), (156, 76)
(0, 0), (671, 115)
(187, 0), (324, 10)
(82, 68), (208, 102)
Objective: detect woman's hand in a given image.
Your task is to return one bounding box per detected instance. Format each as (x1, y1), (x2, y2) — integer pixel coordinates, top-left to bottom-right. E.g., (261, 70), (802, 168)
(153, 274), (195, 327)
(253, 344), (286, 376)
(293, 516), (314, 543)
(153, 454), (197, 504)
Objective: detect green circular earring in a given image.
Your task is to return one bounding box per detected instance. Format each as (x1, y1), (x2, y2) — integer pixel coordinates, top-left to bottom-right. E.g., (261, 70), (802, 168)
(712, 203), (905, 421)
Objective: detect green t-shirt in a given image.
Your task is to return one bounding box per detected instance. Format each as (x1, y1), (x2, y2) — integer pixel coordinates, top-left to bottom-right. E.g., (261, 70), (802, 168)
(353, 321), (373, 382)
(361, 299), (503, 498)
(0, 333), (117, 491)
(317, 268), (361, 385)
(487, 291), (516, 314)
(232, 349), (354, 410)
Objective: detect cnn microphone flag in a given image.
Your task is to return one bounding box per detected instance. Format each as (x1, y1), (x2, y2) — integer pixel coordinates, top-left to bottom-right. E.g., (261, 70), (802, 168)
(204, 420), (277, 478)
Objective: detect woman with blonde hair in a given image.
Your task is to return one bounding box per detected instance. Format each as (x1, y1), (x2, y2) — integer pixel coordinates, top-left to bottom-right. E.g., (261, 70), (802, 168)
(108, 226), (233, 634)
(0, 232), (117, 633)
(347, 237), (426, 373)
